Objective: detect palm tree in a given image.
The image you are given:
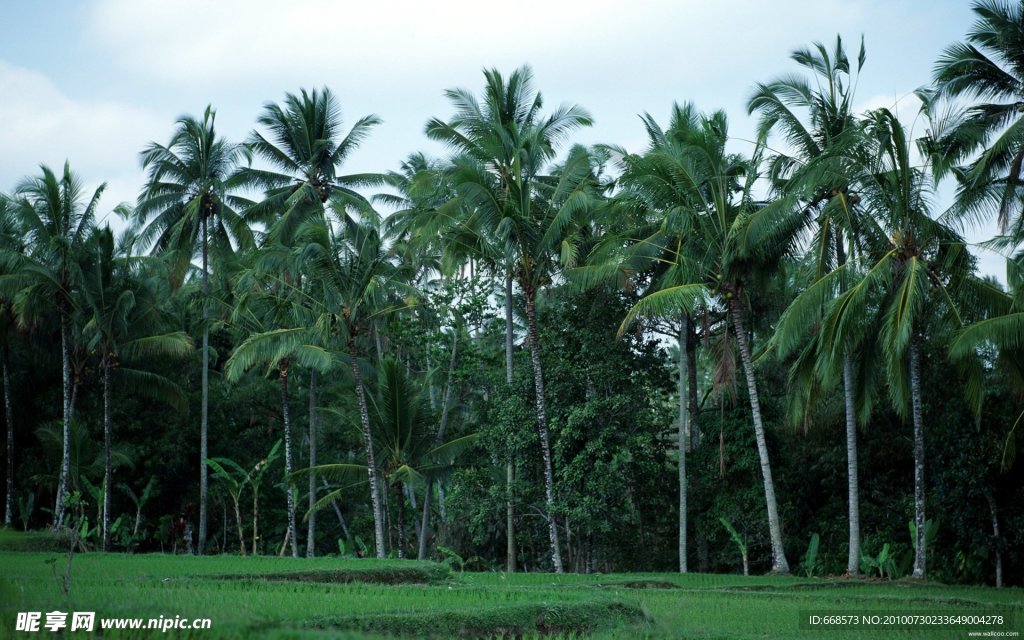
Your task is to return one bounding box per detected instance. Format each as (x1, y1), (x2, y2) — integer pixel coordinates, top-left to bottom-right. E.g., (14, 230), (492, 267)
(225, 248), (333, 558)
(426, 66), (594, 572)
(750, 35), (869, 574)
(136, 106), (252, 553)
(930, 0), (1024, 233)
(302, 358), (477, 558)
(237, 87), (382, 244)
(383, 152), (522, 568)
(810, 108), (978, 578)
(610, 104), (801, 573)
(378, 154), (475, 561)
(237, 88), (381, 556)
(570, 144), (704, 574)
(0, 162), (105, 528)
(80, 224), (193, 550)
(298, 211), (412, 558)
(0, 195), (21, 527)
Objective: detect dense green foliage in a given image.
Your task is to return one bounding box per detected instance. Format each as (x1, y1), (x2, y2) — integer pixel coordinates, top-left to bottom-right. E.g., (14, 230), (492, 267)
(2, 3), (1024, 595)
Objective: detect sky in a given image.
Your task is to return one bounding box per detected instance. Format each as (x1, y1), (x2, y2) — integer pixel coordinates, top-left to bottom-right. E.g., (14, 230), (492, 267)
(0, 0), (1005, 278)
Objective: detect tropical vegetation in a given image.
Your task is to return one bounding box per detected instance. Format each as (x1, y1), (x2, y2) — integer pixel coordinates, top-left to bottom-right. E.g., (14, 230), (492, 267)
(1, 3), (1023, 594)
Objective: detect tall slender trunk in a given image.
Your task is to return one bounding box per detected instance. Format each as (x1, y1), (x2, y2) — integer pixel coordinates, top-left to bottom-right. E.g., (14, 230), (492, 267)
(198, 217), (209, 555)
(349, 337), (385, 559)
(842, 357), (861, 575)
(306, 369), (318, 558)
(985, 491), (1003, 588)
(53, 304), (72, 528)
(687, 317), (700, 450)
(373, 324), (384, 364)
(395, 482), (405, 559)
(418, 329), (458, 560)
(524, 288), (563, 573)
(505, 273), (516, 573)
(506, 274), (514, 383)
(437, 482), (446, 522)
(3, 341), (14, 526)
(909, 337), (926, 579)
(836, 234), (860, 576)
(252, 483), (262, 555)
(678, 317), (688, 573)
(730, 298), (789, 573)
(322, 478), (352, 541)
(102, 356), (113, 551)
(416, 484), (432, 561)
(233, 495), (245, 556)
(280, 360), (298, 558)
(406, 483), (420, 541)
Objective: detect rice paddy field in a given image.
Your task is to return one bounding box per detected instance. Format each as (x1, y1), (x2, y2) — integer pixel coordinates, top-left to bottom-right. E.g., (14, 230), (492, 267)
(0, 551), (1021, 639)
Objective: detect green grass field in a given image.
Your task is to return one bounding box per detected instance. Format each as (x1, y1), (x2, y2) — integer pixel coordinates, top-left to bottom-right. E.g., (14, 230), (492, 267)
(0, 551), (1020, 638)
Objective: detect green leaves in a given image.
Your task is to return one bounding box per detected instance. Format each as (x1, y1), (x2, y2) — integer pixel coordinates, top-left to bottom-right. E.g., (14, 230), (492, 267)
(618, 284), (707, 337)
(225, 328), (333, 382)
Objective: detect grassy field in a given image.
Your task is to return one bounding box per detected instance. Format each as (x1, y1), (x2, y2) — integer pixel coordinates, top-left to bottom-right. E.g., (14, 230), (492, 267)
(0, 550), (1020, 638)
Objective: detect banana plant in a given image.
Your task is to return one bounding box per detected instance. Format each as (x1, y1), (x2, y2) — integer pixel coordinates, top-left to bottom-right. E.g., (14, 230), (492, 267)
(720, 517), (749, 576)
(204, 457), (249, 556)
(118, 476), (157, 547)
(247, 439), (281, 556)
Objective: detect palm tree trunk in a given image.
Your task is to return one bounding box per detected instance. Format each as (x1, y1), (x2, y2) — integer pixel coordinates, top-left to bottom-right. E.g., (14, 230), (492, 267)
(53, 303), (72, 528)
(3, 341), (14, 527)
(349, 337), (386, 559)
(233, 494), (245, 557)
(252, 486), (260, 555)
(524, 288), (563, 573)
(729, 298), (789, 573)
(322, 478), (351, 541)
(374, 324), (384, 364)
(102, 356), (113, 551)
(678, 317), (688, 573)
(395, 482), (405, 559)
(306, 369), (318, 558)
(280, 360), (298, 558)
(505, 272), (516, 573)
(417, 483), (432, 561)
(842, 356), (861, 575)
(418, 328), (458, 560)
(687, 319), (700, 450)
(985, 491), (1002, 588)
(198, 216), (209, 555)
(909, 337), (926, 579)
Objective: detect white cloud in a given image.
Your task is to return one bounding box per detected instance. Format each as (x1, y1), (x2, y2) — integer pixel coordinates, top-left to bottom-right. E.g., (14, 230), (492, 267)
(0, 60), (164, 219)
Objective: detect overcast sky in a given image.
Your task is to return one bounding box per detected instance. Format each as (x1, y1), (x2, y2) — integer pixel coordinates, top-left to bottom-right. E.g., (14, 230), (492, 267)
(0, 0), (1004, 277)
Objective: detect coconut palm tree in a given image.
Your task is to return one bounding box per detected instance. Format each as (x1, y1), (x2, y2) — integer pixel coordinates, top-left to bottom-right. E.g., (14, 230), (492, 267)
(930, 0), (1024, 233)
(750, 34), (870, 574)
(383, 151), (525, 568)
(610, 104), (803, 573)
(810, 107), (979, 578)
(426, 66), (594, 572)
(80, 224), (193, 550)
(237, 87), (382, 244)
(0, 162), (105, 528)
(136, 106), (252, 553)
(224, 247), (333, 558)
(301, 358), (477, 558)
(0, 194), (21, 527)
(378, 154), (474, 561)
(569, 141), (707, 574)
(297, 210), (413, 558)
(237, 88), (381, 556)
